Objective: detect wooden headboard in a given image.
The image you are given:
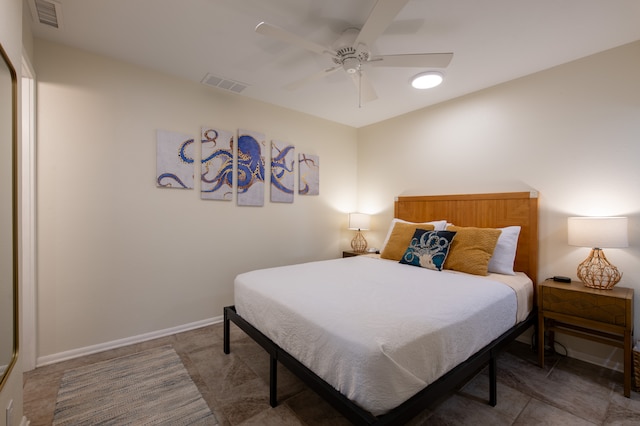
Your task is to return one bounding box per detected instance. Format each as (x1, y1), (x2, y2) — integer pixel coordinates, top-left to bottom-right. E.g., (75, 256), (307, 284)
(394, 192), (539, 284)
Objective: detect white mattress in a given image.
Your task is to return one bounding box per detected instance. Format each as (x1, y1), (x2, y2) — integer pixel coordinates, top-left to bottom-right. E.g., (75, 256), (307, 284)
(234, 256), (533, 416)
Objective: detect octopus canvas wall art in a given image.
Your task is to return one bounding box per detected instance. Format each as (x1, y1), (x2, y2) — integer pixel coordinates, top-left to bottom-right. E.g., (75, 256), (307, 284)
(270, 140), (295, 203)
(156, 129), (195, 189)
(201, 127), (234, 201)
(298, 153), (319, 195)
(237, 129), (266, 206)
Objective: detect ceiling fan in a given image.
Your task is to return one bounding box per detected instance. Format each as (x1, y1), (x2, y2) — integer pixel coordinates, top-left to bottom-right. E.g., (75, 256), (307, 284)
(255, 0), (453, 105)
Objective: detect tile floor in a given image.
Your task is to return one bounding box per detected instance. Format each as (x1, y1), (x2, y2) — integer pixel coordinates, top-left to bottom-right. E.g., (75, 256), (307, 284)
(23, 322), (640, 425)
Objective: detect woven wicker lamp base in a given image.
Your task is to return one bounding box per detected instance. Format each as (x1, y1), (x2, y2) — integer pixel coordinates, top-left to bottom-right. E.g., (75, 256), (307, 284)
(350, 230), (368, 253)
(577, 248), (622, 290)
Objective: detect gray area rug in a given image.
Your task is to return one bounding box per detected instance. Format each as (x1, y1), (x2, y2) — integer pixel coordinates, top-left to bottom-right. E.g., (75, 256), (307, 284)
(53, 345), (217, 425)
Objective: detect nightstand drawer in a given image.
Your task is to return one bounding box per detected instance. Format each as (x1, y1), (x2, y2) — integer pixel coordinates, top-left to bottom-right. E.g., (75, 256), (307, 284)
(541, 286), (630, 327)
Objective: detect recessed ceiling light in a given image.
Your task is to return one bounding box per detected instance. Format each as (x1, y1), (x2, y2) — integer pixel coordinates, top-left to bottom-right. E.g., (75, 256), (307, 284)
(411, 71), (444, 89)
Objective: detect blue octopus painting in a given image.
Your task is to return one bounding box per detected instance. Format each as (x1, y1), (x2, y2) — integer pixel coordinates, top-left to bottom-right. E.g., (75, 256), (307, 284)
(237, 130), (266, 206)
(270, 141), (295, 203)
(156, 130), (195, 189)
(201, 128), (234, 200)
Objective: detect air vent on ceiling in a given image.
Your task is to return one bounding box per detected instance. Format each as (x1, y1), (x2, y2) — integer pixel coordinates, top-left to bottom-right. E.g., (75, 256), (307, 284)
(29, 0), (64, 29)
(201, 73), (249, 94)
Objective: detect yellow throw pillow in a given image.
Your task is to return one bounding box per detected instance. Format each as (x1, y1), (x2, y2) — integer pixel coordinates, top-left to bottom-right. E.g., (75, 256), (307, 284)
(443, 226), (501, 275)
(380, 222), (435, 261)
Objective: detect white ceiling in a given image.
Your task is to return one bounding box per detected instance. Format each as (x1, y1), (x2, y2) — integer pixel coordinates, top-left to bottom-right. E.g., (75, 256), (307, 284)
(27, 0), (640, 128)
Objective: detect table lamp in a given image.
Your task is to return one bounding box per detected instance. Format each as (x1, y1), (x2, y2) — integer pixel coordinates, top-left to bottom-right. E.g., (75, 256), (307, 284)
(567, 217), (628, 289)
(348, 213), (370, 253)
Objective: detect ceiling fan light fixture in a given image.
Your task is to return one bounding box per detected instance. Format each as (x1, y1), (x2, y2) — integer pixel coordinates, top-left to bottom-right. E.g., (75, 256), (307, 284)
(342, 57), (360, 74)
(411, 71), (444, 89)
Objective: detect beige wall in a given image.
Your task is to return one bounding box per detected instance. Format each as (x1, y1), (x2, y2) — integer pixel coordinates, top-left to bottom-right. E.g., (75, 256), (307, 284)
(0, 0), (23, 424)
(357, 41), (640, 369)
(34, 39), (358, 358)
(27, 18), (640, 386)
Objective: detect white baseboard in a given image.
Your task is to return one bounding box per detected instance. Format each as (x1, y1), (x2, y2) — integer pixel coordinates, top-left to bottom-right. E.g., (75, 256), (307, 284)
(513, 327), (627, 374)
(565, 348), (624, 373)
(36, 316), (223, 367)
(35, 315), (625, 375)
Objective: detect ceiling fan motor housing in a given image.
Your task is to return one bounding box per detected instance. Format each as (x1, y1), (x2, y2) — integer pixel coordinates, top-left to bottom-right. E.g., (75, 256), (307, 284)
(334, 46), (370, 73)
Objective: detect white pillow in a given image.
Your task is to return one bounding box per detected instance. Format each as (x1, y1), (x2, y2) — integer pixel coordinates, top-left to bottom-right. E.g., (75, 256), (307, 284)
(488, 226), (521, 275)
(381, 218), (448, 251)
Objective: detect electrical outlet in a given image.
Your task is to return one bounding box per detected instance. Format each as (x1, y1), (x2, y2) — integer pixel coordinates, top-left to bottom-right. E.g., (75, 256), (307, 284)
(6, 399), (13, 426)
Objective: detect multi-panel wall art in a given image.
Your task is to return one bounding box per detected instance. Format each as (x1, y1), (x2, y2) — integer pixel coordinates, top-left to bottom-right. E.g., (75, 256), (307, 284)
(237, 129), (266, 207)
(156, 130), (195, 189)
(201, 127), (234, 201)
(270, 140), (295, 203)
(298, 153), (319, 195)
(156, 127), (318, 204)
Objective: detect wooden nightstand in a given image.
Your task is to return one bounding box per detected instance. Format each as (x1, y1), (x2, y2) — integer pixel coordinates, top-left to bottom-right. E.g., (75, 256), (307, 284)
(342, 251), (366, 258)
(537, 280), (634, 397)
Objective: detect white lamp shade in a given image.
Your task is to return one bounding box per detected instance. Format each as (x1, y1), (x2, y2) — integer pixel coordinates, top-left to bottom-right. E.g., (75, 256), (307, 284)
(348, 213), (370, 230)
(568, 217), (628, 248)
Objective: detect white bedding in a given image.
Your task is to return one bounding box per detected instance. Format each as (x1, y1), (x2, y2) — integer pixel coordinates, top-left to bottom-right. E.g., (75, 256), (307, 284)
(234, 256), (533, 416)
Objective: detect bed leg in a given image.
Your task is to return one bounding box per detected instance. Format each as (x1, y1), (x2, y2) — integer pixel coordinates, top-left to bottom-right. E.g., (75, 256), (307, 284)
(223, 307), (230, 355)
(489, 356), (497, 407)
(270, 355), (278, 407)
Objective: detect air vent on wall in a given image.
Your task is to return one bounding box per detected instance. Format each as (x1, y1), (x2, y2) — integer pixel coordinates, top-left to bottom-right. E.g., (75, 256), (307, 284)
(201, 73), (249, 94)
(28, 0), (64, 29)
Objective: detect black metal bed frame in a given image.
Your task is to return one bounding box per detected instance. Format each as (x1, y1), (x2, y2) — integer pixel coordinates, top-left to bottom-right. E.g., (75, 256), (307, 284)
(223, 305), (536, 425)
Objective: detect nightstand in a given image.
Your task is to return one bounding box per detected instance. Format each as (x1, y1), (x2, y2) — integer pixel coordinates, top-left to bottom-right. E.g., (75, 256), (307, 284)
(537, 280), (634, 397)
(342, 251), (366, 258)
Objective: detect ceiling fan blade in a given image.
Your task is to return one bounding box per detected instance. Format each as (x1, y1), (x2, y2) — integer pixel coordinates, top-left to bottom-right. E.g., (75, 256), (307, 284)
(284, 66), (341, 91)
(349, 71), (378, 104)
(255, 22), (335, 56)
(369, 53), (454, 68)
(355, 0), (411, 47)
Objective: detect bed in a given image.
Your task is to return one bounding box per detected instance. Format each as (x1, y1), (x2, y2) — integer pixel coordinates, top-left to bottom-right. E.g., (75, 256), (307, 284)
(224, 191), (539, 425)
